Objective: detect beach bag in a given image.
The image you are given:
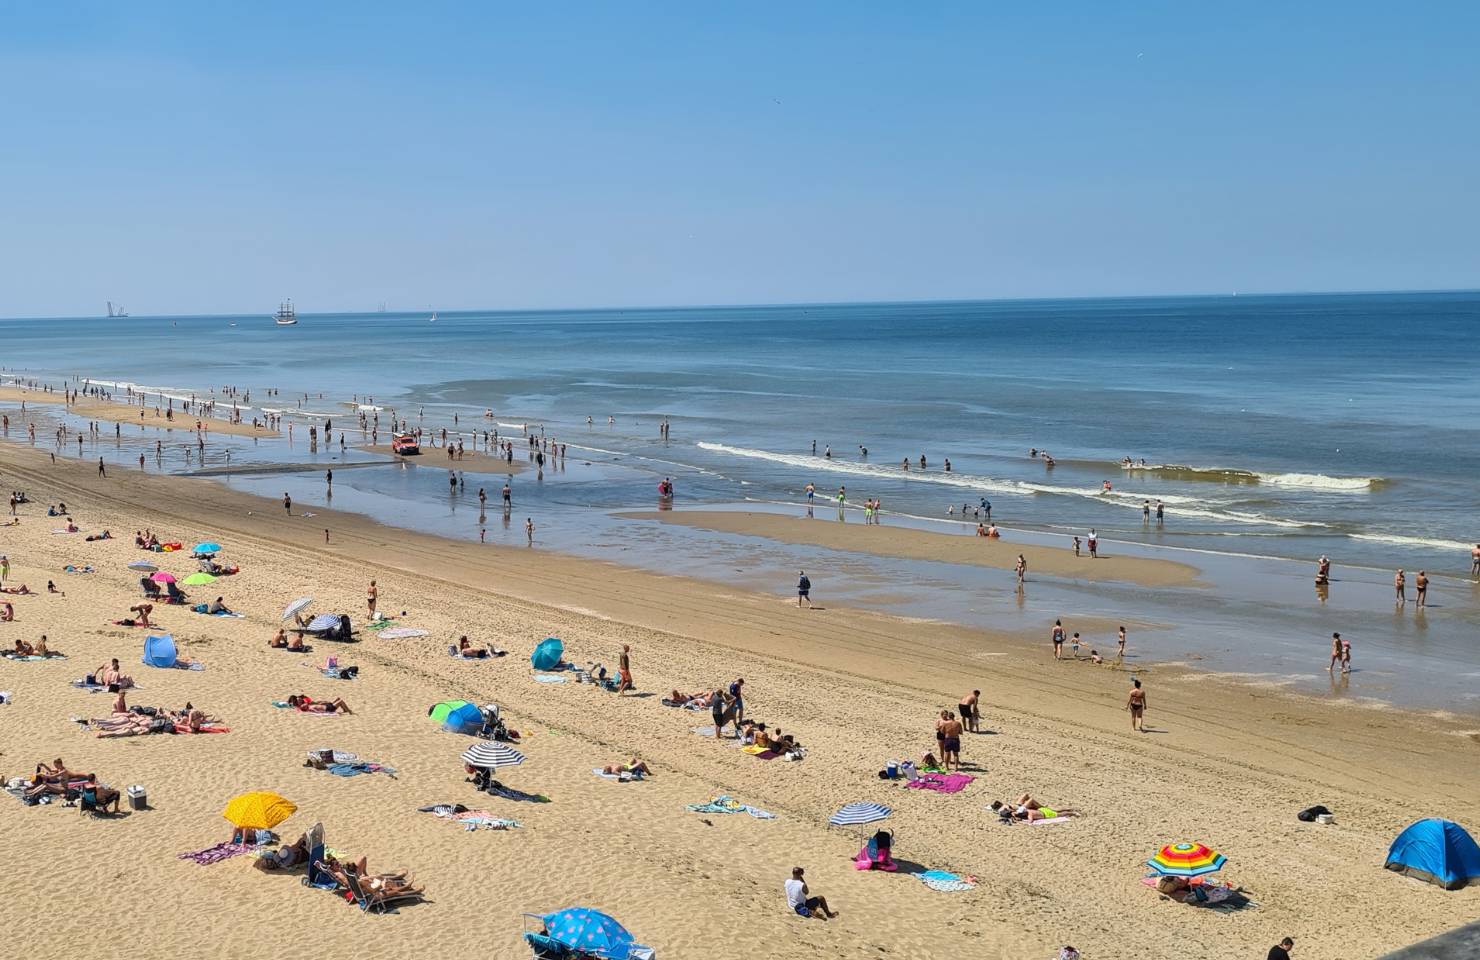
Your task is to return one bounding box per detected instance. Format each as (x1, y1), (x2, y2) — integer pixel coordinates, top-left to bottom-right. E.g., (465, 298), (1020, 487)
(1297, 804), (1332, 823)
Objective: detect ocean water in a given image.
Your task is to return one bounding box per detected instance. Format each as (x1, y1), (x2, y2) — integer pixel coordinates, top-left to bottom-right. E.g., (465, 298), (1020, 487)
(3, 292), (1478, 571)
(5, 293), (1480, 710)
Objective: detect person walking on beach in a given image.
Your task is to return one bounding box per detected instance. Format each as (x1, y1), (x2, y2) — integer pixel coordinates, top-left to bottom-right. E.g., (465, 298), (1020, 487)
(283, 493), (292, 515)
(1117, 625), (1127, 659)
(97, 457), (106, 478)
(1415, 570), (1428, 608)
(1142, 501), (1150, 525)
(616, 644), (633, 695)
(1328, 632), (1343, 673)
(797, 570), (812, 608)
(1394, 568), (1406, 605)
(805, 482), (814, 505)
(1052, 619), (1065, 660)
(1073, 536), (1080, 556)
(366, 580), (378, 618)
(1341, 635), (1352, 673)
(325, 468), (332, 488)
(1015, 553), (1026, 586)
(785, 866), (836, 919)
(1155, 500), (1164, 524)
(1127, 679), (1147, 732)
(1088, 529), (1098, 558)
(502, 482), (511, 508)
(1472, 544), (1480, 577)
(959, 689), (981, 733)
(525, 517), (534, 544)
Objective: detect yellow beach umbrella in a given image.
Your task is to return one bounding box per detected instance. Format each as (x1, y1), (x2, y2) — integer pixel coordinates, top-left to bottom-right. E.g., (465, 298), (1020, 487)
(222, 791), (297, 830)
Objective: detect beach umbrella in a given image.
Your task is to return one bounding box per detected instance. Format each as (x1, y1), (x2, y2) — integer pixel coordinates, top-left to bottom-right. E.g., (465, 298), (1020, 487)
(221, 790), (297, 830)
(540, 907), (642, 960)
(150, 571), (178, 584)
(460, 741), (525, 769)
(830, 802), (892, 827)
(192, 542), (222, 555)
(305, 613), (341, 632)
(1147, 842), (1227, 877)
(127, 559), (159, 572)
(531, 636), (564, 671)
(282, 597), (314, 621)
(428, 699), (475, 724)
(182, 572), (217, 586)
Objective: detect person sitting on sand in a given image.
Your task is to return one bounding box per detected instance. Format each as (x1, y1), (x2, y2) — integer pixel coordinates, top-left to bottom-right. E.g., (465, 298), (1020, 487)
(34, 635), (56, 657)
(772, 728), (800, 753)
(207, 596), (232, 615)
(0, 602), (12, 622)
(96, 658), (135, 689)
(13, 638), (35, 656)
(457, 635), (489, 658)
(1088, 649), (1104, 664)
(47, 580), (64, 596)
(287, 694), (353, 714)
(601, 758), (651, 777)
(785, 866), (836, 919)
(171, 703), (210, 732)
(987, 524), (1000, 539)
(991, 794), (1079, 822)
(63, 519), (79, 533)
(269, 628), (289, 649)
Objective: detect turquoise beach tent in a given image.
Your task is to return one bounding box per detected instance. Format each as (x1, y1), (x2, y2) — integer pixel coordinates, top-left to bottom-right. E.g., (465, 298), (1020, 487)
(1385, 818), (1480, 890)
(142, 634), (178, 669)
(531, 637), (563, 671)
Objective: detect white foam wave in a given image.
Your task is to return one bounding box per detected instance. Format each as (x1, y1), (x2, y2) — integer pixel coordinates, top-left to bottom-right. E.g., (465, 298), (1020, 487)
(1350, 533), (1476, 552)
(1255, 472), (1381, 492)
(697, 442), (1323, 529)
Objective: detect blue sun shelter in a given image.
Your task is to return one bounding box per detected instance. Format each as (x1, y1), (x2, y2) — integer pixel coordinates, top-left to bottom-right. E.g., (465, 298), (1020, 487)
(531, 637), (563, 672)
(1385, 818), (1480, 890)
(142, 634), (178, 668)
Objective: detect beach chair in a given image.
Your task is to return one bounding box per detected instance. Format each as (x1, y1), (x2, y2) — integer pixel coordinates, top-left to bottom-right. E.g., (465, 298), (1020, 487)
(342, 870), (424, 914)
(302, 851), (339, 891)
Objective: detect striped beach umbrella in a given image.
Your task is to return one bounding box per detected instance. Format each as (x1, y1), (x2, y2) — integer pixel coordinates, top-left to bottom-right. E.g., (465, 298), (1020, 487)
(829, 802), (891, 826)
(305, 613), (341, 632)
(281, 596), (314, 621)
(1147, 842), (1227, 877)
(127, 559), (159, 572)
(461, 741), (525, 769)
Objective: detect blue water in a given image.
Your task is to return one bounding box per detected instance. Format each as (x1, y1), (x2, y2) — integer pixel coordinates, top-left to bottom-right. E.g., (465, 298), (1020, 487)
(5, 293), (1480, 710)
(4, 292), (1478, 570)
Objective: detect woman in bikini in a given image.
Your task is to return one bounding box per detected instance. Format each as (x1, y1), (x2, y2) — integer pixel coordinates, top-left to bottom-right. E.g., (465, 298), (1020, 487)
(288, 694), (353, 714)
(1127, 679), (1147, 732)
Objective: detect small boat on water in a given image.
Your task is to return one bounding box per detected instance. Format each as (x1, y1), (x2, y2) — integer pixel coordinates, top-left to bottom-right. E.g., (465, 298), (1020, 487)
(106, 301), (129, 318)
(391, 433), (420, 455)
(274, 300), (298, 325)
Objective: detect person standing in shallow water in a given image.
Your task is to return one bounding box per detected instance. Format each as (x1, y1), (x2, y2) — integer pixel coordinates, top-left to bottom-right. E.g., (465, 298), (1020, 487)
(1328, 632), (1342, 673)
(1394, 569), (1406, 605)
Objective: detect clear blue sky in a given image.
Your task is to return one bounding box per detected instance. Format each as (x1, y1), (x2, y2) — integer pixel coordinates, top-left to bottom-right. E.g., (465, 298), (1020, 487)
(2, 2), (1476, 316)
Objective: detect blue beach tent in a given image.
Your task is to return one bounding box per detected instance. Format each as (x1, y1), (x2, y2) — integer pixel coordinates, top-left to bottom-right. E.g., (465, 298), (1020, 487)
(1385, 818), (1480, 890)
(142, 634), (178, 669)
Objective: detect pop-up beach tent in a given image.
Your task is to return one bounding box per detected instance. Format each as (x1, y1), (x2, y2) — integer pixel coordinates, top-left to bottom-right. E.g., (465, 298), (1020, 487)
(1385, 818), (1480, 890)
(142, 634), (178, 669)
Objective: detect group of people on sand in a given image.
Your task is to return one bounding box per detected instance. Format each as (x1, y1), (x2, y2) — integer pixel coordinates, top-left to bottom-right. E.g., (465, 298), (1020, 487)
(10, 635), (61, 657)
(269, 627), (308, 651)
(1051, 619), (1127, 664)
(21, 758), (120, 812)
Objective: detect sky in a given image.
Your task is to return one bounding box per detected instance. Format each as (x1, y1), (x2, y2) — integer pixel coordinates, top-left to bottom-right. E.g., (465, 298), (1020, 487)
(0, 2), (1476, 317)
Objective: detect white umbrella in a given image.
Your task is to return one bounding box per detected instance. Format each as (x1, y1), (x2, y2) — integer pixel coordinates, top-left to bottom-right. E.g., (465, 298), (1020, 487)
(461, 741), (525, 769)
(128, 560), (159, 573)
(281, 596), (314, 621)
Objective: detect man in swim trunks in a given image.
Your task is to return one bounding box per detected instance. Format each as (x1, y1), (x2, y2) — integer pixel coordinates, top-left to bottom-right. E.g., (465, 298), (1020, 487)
(785, 866), (835, 919)
(939, 711), (963, 771)
(797, 570), (812, 608)
(1415, 570), (1428, 608)
(958, 690), (981, 733)
(616, 644), (633, 695)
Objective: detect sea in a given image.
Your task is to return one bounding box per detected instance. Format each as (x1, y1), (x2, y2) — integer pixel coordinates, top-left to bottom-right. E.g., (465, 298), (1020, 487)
(4, 292), (1479, 711)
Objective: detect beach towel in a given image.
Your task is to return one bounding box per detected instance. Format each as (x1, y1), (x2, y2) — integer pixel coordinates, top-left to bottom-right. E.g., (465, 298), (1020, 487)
(741, 745), (780, 760)
(917, 870), (977, 893)
(1030, 816), (1073, 826)
(685, 795), (776, 819)
(3, 653), (65, 662)
(63, 565), (95, 574)
(533, 674), (566, 684)
(176, 723), (230, 734)
(489, 784), (549, 803)
(592, 768), (644, 782)
(377, 627), (428, 640)
(70, 679), (110, 692)
(662, 698), (708, 711)
(194, 609), (243, 618)
(178, 842), (253, 866)
(907, 773), (975, 794)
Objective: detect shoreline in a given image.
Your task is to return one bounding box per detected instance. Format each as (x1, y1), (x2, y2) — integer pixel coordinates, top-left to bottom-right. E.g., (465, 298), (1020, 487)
(621, 508), (1203, 589)
(2, 441), (1479, 959)
(356, 443), (525, 475)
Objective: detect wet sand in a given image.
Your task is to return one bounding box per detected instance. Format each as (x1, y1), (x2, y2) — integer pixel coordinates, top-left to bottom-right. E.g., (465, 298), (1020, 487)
(1, 441), (1477, 960)
(622, 508), (1203, 588)
(357, 443), (525, 475)
(0, 385), (278, 438)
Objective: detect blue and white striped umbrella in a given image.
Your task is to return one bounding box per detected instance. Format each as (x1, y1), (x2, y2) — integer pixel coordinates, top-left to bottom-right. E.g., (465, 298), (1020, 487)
(461, 741), (525, 769)
(305, 613), (341, 632)
(830, 802), (891, 826)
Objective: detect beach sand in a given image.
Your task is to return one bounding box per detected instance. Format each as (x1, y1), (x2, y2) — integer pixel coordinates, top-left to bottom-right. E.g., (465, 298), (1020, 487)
(0, 385), (278, 438)
(1, 442), (1477, 960)
(357, 443), (525, 475)
(623, 509), (1201, 588)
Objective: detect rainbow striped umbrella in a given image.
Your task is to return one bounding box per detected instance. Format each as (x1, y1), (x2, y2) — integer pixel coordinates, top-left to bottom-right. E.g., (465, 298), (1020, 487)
(1147, 842), (1227, 877)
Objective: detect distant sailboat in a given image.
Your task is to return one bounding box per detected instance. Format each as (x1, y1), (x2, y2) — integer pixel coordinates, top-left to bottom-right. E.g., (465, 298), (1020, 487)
(429, 311), (437, 323)
(377, 301), (388, 313)
(106, 301), (129, 318)
(274, 300), (298, 326)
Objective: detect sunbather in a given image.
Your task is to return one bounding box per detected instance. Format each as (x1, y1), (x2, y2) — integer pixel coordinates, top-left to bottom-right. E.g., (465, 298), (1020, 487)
(3, 583), (35, 595)
(600, 758), (651, 777)
(13, 639), (35, 656)
(0, 602), (12, 622)
(991, 794), (1079, 821)
(456, 636), (489, 658)
(207, 596), (232, 615)
(95, 659), (135, 689)
(667, 689), (712, 707)
(269, 628), (288, 648)
(287, 694), (353, 714)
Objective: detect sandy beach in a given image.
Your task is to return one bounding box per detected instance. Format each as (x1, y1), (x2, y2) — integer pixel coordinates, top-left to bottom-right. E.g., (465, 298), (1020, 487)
(2, 440), (1477, 960)
(622, 509), (1202, 588)
(0, 385), (278, 438)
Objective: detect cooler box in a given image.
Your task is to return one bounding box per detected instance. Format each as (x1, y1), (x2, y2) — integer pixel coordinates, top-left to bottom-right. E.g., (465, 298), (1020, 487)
(127, 785), (148, 810)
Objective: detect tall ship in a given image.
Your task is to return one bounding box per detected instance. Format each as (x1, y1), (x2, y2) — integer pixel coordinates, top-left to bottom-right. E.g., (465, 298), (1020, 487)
(273, 299), (298, 325)
(106, 301), (128, 318)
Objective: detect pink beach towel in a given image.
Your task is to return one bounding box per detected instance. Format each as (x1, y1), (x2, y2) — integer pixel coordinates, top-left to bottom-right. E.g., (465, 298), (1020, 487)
(906, 773), (974, 794)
